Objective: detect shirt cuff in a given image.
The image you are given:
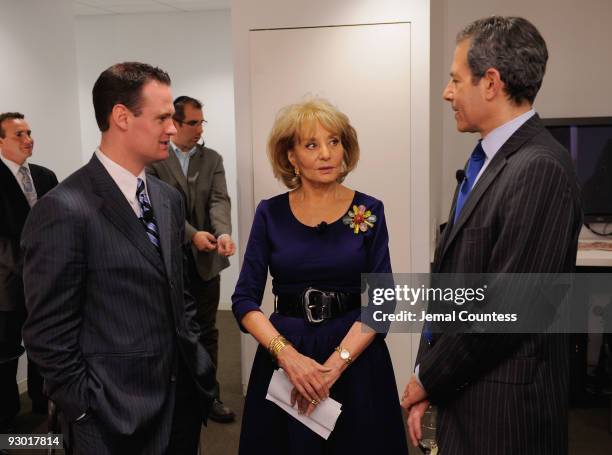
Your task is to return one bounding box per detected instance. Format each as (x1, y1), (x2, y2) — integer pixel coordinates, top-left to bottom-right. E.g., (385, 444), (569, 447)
(414, 364), (425, 389)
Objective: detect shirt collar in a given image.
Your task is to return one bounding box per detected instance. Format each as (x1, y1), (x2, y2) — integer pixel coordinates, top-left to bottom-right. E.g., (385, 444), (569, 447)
(0, 151), (29, 177)
(170, 141), (198, 158)
(481, 109), (536, 161)
(95, 148), (146, 203)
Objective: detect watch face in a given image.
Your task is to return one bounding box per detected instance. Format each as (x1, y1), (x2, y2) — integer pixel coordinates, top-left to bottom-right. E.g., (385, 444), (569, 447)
(340, 350), (350, 360)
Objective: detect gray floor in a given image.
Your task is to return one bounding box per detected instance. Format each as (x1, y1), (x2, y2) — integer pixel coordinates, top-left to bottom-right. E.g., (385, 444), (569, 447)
(10, 310), (612, 454)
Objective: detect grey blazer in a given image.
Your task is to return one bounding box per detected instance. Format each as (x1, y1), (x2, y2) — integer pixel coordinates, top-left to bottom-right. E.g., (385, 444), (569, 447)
(149, 144), (231, 281)
(21, 155), (215, 453)
(416, 115), (583, 454)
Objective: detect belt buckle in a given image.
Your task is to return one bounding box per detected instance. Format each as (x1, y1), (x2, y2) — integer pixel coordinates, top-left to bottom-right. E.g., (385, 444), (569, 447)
(303, 287), (333, 324)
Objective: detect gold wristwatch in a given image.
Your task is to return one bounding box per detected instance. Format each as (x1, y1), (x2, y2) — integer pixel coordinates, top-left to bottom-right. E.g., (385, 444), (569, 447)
(335, 346), (353, 365)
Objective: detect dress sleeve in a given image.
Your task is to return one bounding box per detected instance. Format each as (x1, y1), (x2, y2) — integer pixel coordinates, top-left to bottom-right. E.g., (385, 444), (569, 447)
(362, 199), (394, 335)
(366, 200), (392, 274)
(231, 201), (270, 332)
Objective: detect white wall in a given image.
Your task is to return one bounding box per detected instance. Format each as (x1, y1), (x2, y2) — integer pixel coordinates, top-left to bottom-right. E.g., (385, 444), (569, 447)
(0, 0), (82, 391)
(0, 0), (83, 179)
(232, 0), (431, 393)
(75, 10), (238, 309)
(433, 0), (612, 223)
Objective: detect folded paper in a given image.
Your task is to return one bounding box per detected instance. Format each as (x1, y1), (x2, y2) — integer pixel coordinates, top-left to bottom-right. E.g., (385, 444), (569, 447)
(265, 368), (342, 439)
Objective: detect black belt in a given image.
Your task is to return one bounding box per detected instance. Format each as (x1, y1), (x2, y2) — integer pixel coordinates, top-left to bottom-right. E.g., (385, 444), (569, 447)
(275, 287), (361, 324)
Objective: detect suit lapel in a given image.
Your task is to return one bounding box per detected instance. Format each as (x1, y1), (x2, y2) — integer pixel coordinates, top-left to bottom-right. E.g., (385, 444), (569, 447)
(86, 155), (166, 275)
(438, 114), (544, 265)
(29, 166), (44, 196)
(0, 159), (30, 216)
(166, 148), (190, 199)
(186, 148), (203, 217)
(147, 177), (173, 277)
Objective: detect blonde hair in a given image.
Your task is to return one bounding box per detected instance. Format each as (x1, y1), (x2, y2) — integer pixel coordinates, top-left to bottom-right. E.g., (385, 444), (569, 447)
(267, 98), (360, 189)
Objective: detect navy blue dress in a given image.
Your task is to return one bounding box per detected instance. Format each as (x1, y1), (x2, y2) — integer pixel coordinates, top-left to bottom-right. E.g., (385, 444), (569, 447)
(232, 191), (408, 455)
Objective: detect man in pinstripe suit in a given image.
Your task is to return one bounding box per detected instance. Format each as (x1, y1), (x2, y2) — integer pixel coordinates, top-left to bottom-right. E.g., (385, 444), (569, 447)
(21, 62), (215, 454)
(401, 17), (582, 454)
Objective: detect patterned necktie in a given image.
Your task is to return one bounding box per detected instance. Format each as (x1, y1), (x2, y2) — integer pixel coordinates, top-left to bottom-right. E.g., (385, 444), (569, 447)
(18, 166), (38, 207)
(136, 178), (161, 251)
(453, 141), (486, 224)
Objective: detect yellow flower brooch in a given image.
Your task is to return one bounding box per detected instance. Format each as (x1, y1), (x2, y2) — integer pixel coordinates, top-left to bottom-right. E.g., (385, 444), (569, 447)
(342, 204), (377, 234)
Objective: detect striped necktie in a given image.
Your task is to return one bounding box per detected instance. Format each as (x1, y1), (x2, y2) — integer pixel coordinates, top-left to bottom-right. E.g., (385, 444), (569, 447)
(136, 178), (161, 251)
(18, 166), (38, 207)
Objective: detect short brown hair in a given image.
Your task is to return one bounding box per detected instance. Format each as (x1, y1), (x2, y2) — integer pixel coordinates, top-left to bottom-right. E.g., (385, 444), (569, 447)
(267, 99), (359, 189)
(92, 62), (171, 132)
(173, 96), (203, 122)
(0, 112), (24, 138)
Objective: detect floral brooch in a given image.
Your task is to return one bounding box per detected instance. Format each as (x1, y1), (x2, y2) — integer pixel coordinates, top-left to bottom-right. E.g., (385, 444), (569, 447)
(342, 204), (377, 234)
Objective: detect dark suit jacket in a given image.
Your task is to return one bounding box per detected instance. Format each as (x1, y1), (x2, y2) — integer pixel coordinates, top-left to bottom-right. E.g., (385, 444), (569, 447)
(416, 115), (582, 454)
(149, 144), (231, 281)
(21, 155), (215, 453)
(0, 159), (57, 313)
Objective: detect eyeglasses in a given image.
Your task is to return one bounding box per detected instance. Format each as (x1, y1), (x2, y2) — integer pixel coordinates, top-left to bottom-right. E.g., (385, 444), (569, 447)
(176, 119), (208, 127)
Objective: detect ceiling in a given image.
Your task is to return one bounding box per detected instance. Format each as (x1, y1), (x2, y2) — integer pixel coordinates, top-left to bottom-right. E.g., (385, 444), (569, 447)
(73, 0), (230, 16)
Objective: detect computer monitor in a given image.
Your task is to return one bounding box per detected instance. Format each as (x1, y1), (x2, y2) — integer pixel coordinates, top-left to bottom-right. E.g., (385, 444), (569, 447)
(543, 117), (612, 223)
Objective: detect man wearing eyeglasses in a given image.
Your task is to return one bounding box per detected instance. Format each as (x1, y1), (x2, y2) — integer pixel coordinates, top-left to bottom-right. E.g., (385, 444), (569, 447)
(149, 96), (236, 423)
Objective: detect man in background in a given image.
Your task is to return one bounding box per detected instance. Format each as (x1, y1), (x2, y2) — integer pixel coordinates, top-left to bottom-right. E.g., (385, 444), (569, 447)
(401, 16), (582, 454)
(149, 95), (236, 423)
(0, 112), (57, 433)
(21, 63), (214, 454)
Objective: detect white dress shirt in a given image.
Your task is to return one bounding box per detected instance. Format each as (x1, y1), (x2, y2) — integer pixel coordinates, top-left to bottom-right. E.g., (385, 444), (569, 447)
(95, 148), (147, 218)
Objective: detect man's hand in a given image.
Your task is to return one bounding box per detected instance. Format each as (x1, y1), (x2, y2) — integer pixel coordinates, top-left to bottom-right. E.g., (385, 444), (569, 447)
(192, 231), (217, 252)
(406, 399), (430, 447)
(400, 375), (431, 447)
(400, 374), (428, 409)
(216, 234), (236, 257)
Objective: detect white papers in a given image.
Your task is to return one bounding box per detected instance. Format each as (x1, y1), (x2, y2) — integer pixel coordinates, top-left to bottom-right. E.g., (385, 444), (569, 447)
(265, 369), (342, 440)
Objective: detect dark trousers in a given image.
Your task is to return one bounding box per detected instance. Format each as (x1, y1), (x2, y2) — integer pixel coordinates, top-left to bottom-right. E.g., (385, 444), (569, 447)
(0, 309), (46, 426)
(189, 270), (221, 398)
(27, 355), (45, 405)
(0, 310), (25, 429)
(167, 357), (203, 454)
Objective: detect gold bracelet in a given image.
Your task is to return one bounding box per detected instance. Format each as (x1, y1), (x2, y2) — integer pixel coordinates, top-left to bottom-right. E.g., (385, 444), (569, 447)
(268, 335), (290, 359)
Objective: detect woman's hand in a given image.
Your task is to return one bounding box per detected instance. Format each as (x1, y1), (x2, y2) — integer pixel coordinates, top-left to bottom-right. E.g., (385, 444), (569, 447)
(291, 355), (345, 416)
(277, 346), (331, 407)
(291, 362), (342, 416)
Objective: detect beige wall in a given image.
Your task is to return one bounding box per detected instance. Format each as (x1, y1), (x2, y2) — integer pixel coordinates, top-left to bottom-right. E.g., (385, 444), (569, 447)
(433, 0), (612, 223)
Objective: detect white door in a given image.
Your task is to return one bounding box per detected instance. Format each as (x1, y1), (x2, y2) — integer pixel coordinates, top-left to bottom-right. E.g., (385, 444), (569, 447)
(244, 22), (413, 393)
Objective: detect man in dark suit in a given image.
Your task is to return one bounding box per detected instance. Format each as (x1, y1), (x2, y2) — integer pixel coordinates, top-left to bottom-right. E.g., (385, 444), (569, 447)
(0, 112), (57, 432)
(149, 96), (236, 423)
(401, 17), (582, 454)
(21, 63), (215, 454)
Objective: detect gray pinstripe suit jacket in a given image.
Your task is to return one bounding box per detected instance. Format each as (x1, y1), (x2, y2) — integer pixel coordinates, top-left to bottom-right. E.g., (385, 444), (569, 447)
(21, 155), (215, 453)
(416, 114), (583, 454)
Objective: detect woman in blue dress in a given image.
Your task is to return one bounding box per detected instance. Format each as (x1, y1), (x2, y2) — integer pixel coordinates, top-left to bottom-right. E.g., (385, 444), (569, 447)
(232, 98), (407, 454)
